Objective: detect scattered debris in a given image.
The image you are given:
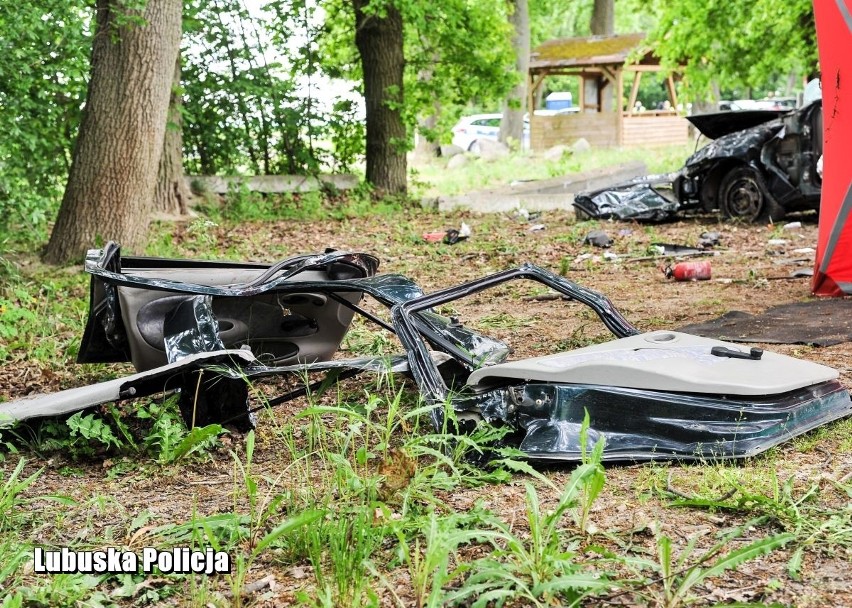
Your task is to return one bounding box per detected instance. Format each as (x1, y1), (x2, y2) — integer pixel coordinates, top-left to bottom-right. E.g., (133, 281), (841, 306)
(678, 298), (852, 347)
(791, 268), (815, 277)
(653, 243), (706, 256)
(663, 261), (712, 281)
(698, 231), (722, 248)
(783, 221), (803, 230)
(423, 222), (471, 244)
(584, 230), (612, 248)
(767, 239), (789, 247)
(793, 247), (816, 255)
(511, 207), (542, 223)
(528, 224), (546, 232)
(2, 244), (849, 462)
(573, 173), (681, 222)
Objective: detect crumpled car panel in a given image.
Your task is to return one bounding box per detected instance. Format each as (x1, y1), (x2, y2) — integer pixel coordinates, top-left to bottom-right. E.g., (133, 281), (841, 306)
(573, 173), (683, 222)
(3, 246), (849, 462)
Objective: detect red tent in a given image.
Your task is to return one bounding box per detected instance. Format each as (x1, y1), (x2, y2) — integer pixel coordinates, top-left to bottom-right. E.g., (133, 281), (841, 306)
(812, 0), (852, 295)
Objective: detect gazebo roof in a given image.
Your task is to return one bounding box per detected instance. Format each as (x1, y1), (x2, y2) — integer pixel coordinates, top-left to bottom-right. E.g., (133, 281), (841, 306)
(530, 33), (653, 72)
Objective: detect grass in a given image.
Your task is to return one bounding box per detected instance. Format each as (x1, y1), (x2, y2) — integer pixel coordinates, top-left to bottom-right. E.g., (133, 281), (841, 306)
(0, 145), (850, 606)
(411, 143), (692, 199)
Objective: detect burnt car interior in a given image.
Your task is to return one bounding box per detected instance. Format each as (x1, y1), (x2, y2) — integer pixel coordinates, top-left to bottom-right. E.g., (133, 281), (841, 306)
(2, 244), (849, 462)
(575, 99), (823, 223)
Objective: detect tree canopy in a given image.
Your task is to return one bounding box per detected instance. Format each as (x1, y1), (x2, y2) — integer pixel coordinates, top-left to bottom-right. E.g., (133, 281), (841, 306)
(646, 0), (817, 100)
(0, 0), (825, 253)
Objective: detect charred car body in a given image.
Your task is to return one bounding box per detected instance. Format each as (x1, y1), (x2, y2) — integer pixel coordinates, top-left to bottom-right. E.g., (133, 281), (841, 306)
(2, 244), (849, 462)
(574, 100), (823, 222)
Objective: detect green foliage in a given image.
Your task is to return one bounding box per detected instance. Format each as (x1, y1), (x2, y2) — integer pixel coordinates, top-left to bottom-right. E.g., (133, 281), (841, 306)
(0, 2), (91, 241)
(576, 408), (606, 534)
(182, 0), (364, 176)
(0, 292), (39, 361)
(137, 398), (223, 464)
(647, 530), (793, 608)
(66, 411), (125, 452)
(647, 0), (817, 100)
(2, 397), (221, 464)
(317, 0), (516, 146)
(302, 508), (386, 607)
(448, 471), (612, 607)
(669, 468), (852, 580)
(394, 509), (492, 608)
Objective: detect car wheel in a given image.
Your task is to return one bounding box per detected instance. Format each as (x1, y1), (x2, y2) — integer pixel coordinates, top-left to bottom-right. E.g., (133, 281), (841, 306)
(718, 166), (785, 222)
(468, 140), (481, 155)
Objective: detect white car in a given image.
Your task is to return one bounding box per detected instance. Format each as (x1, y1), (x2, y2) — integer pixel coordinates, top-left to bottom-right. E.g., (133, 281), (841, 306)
(451, 113), (530, 152)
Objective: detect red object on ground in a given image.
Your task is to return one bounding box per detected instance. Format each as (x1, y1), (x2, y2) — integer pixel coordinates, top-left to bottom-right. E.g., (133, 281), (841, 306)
(664, 261), (712, 281)
(812, 0), (852, 295)
(422, 231), (445, 243)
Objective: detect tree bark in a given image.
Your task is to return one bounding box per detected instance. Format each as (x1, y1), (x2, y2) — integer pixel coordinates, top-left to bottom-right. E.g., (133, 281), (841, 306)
(352, 0), (407, 195)
(44, 0), (182, 264)
(590, 0), (614, 36)
(500, 0), (530, 147)
(154, 53), (190, 215)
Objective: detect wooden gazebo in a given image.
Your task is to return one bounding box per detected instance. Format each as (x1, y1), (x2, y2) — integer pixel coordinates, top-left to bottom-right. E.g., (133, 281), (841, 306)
(528, 33), (689, 150)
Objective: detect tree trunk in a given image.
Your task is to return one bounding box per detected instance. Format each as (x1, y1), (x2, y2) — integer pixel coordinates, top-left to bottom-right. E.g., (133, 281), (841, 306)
(352, 0), (407, 195)
(414, 112), (441, 158)
(500, 0), (530, 147)
(590, 0), (614, 36)
(44, 0), (182, 264)
(154, 53), (190, 215)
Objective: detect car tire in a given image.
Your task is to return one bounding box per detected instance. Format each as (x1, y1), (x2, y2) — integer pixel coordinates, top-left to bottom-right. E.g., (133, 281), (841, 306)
(468, 140), (481, 155)
(718, 166), (785, 223)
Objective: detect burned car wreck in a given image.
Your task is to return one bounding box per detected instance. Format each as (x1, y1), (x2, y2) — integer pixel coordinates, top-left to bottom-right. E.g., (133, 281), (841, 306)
(1, 243), (849, 462)
(574, 101), (823, 223)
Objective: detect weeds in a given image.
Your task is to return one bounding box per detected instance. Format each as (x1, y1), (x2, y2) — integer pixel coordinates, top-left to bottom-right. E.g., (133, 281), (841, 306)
(448, 471), (612, 607)
(1, 185), (848, 606)
(668, 469), (852, 579)
(642, 529), (793, 608)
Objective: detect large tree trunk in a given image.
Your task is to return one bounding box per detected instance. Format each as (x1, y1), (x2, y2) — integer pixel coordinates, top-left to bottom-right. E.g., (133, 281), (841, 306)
(352, 0), (407, 195)
(590, 0), (614, 36)
(154, 54), (190, 216)
(500, 0), (530, 147)
(154, 55), (189, 215)
(44, 0), (182, 264)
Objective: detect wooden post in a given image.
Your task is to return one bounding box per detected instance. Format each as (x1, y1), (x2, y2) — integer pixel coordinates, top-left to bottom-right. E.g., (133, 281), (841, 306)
(627, 70), (642, 116)
(666, 74), (679, 111)
(616, 67), (624, 146)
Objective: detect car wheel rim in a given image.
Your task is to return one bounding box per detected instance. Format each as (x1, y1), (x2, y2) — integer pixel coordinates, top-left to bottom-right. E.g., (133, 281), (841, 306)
(727, 176), (763, 219)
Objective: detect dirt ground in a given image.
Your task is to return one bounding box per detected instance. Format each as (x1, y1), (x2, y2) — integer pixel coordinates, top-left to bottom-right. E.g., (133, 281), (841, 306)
(5, 208), (852, 606)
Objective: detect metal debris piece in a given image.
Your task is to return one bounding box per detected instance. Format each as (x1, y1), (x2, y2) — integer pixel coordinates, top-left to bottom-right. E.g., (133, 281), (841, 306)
(2, 244), (849, 462)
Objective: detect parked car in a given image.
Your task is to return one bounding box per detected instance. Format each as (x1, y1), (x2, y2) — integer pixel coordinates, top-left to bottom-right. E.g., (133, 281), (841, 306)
(574, 99), (823, 222)
(450, 113), (530, 152)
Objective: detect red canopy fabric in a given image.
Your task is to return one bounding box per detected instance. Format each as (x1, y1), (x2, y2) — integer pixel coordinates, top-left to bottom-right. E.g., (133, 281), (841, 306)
(813, 0), (852, 296)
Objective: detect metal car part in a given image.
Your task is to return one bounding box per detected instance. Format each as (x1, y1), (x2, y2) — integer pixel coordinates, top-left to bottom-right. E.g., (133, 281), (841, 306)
(2, 247), (849, 462)
(574, 100), (823, 222)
